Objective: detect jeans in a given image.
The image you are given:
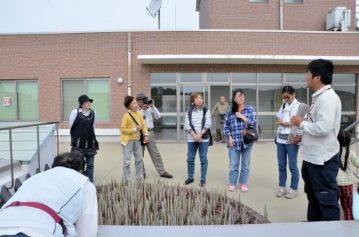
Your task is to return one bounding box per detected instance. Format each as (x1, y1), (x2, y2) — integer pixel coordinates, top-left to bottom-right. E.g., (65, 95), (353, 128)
(276, 143), (299, 190)
(122, 140), (144, 182)
(84, 155), (95, 183)
(187, 141), (209, 182)
(302, 154), (340, 221)
(228, 144), (253, 186)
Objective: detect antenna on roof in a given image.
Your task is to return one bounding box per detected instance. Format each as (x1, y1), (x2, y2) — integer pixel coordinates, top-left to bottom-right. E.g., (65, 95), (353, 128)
(146, 0), (162, 30)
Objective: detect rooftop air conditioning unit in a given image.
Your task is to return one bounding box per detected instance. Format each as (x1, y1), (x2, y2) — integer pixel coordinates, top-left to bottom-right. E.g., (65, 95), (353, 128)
(326, 6), (351, 32)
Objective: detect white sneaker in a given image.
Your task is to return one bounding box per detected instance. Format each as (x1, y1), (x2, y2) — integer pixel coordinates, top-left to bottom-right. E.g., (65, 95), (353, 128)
(276, 187), (287, 197)
(285, 189), (298, 199)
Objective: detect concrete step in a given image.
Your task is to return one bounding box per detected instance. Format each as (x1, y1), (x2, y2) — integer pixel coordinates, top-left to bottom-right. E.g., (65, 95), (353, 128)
(98, 221), (359, 237)
(0, 160), (22, 178)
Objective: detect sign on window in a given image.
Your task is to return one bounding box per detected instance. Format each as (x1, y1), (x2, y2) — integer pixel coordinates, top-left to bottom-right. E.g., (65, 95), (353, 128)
(3, 97), (11, 107)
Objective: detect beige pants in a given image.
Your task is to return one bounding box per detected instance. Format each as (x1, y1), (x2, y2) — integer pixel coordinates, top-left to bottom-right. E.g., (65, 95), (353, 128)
(142, 131), (166, 175)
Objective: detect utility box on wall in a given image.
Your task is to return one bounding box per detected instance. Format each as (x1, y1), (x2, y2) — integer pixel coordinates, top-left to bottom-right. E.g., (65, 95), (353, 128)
(326, 6), (351, 31)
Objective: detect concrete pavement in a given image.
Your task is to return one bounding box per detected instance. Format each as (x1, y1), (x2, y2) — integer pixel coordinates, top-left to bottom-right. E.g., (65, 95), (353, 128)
(60, 141), (310, 223)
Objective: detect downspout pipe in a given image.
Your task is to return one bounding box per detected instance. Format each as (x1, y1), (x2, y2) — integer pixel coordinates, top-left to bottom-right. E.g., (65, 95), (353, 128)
(127, 32), (132, 95)
(279, 0), (284, 30)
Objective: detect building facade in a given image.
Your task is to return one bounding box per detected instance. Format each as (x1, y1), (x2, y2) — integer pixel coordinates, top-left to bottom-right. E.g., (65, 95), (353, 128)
(0, 0), (358, 142)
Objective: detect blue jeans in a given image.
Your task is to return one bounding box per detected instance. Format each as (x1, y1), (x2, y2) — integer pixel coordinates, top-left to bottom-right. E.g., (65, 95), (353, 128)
(276, 143), (299, 190)
(84, 155), (95, 183)
(228, 144), (253, 186)
(187, 141), (209, 182)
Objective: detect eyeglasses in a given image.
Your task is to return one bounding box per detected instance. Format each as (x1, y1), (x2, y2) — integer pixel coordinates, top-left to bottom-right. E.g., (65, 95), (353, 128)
(282, 95), (290, 100)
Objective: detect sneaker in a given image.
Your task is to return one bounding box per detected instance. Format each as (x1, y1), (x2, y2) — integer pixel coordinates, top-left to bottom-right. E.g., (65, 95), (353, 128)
(160, 171), (173, 179)
(240, 184), (249, 192)
(228, 185), (236, 192)
(199, 180), (206, 187)
(285, 189), (298, 199)
(276, 187), (287, 197)
(184, 178), (194, 185)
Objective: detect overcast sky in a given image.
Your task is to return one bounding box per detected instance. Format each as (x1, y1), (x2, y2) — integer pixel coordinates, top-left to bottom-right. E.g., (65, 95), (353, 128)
(0, 0), (357, 33)
(0, 0), (199, 33)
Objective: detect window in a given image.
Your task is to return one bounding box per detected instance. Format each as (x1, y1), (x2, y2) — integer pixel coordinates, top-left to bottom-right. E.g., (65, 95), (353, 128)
(284, 0), (303, 3)
(258, 73), (282, 84)
(232, 73), (256, 84)
(150, 73), (179, 140)
(258, 85), (282, 112)
(150, 73), (177, 84)
(332, 74), (356, 112)
(0, 80), (38, 121)
(206, 73), (229, 83)
(62, 79), (110, 121)
(180, 73), (203, 83)
(151, 86), (177, 113)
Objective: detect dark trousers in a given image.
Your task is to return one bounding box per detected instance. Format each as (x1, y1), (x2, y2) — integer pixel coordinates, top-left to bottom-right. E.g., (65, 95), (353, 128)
(301, 154), (340, 221)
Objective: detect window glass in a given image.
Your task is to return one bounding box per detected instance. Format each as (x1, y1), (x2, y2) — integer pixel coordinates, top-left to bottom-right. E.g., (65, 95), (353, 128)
(333, 85), (356, 111)
(206, 73), (229, 83)
(232, 85), (257, 111)
(150, 73), (177, 84)
(153, 116), (177, 140)
(62, 80), (84, 121)
(258, 85), (282, 112)
(87, 80), (110, 120)
(0, 81), (17, 120)
(151, 86), (177, 113)
(17, 81), (38, 120)
(180, 73), (203, 83)
(333, 74), (356, 84)
(232, 73), (256, 84)
(258, 115), (277, 139)
(285, 73), (306, 83)
(258, 73), (282, 84)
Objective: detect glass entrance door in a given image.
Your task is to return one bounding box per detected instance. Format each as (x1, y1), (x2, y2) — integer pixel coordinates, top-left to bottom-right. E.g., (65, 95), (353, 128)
(209, 85), (230, 135)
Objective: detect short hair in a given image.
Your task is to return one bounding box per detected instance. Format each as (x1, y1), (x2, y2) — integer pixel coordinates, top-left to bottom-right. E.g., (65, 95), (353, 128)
(307, 59), (334, 85)
(52, 151), (85, 172)
(124, 95), (135, 109)
(282, 85), (296, 95)
(190, 92), (203, 104)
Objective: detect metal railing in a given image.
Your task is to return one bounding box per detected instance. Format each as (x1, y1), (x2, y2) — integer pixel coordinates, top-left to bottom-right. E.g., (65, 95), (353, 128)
(0, 122), (59, 189)
(343, 120), (359, 145)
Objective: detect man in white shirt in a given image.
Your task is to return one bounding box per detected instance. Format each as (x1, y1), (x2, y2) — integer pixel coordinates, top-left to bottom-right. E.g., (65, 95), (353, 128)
(291, 59), (342, 221)
(136, 93), (173, 179)
(0, 152), (98, 237)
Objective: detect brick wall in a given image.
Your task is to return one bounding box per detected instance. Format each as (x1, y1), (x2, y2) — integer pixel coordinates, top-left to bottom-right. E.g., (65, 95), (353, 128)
(0, 31), (358, 128)
(198, 0), (356, 31)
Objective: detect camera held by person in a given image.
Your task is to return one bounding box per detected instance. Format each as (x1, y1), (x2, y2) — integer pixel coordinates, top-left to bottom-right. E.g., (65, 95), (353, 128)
(143, 97), (153, 106)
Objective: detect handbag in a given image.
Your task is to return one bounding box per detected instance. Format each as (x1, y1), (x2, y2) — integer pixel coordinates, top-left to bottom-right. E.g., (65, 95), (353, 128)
(243, 125), (258, 144)
(202, 129), (213, 146)
(128, 112), (146, 146)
